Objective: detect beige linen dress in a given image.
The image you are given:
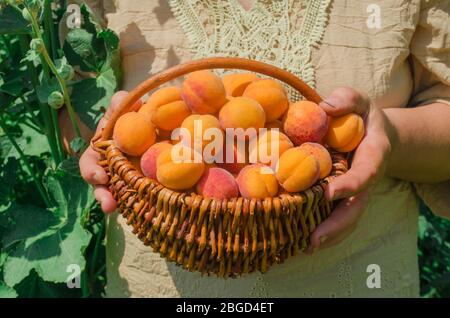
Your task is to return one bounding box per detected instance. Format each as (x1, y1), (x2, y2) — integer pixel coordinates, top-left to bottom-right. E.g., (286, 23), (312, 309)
(87, 0), (450, 297)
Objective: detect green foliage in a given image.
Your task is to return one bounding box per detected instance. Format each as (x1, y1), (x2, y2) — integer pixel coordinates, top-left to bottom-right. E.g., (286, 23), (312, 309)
(418, 202), (450, 298)
(63, 4), (120, 130)
(0, 1), (117, 297)
(0, 5), (31, 34)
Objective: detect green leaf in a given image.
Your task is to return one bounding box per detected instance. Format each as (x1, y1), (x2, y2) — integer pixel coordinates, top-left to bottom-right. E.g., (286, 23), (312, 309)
(0, 282), (17, 298)
(63, 28), (99, 72)
(57, 157), (81, 177)
(97, 29), (121, 82)
(71, 68), (116, 130)
(1, 204), (61, 250)
(2, 172), (94, 286)
(0, 5), (31, 35)
(0, 77), (22, 96)
(3, 123), (51, 158)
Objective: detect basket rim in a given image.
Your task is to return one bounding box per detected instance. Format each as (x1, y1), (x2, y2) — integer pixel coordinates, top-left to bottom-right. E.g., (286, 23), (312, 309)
(93, 139), (348, 205)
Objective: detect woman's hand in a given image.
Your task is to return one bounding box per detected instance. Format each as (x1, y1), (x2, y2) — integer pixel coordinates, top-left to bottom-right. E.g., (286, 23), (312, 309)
(79, 91), (141, 213)
(306, 87), (396, 253)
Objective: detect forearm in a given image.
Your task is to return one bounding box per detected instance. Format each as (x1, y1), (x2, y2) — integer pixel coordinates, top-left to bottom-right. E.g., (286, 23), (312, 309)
(384, 103), (450, 183)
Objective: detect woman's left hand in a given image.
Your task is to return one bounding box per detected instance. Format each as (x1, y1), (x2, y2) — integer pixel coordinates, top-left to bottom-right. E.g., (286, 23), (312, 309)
(305, 87), (396, 254)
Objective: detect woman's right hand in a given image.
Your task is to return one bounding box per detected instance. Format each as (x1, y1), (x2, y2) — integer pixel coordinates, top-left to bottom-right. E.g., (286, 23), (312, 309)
(79, 91), (142, 213)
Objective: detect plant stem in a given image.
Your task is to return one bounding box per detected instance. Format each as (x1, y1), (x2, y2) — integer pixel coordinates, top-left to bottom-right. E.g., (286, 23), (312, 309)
(81, 270), (90, 297)
(0, 116), (51, 207)
(18, 34), (61, 164)
(27, 5), (83, 141)
(21, 118), (42, 134)
(41, 47), (82, 139)
(42, 1), (65, 160)
(43, 0), (59, 59)
(89, 220), (105, 279)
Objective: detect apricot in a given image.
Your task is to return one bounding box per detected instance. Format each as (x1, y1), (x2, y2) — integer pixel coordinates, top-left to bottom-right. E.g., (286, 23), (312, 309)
(196, 167), (239, 199)
(151, 100), (191, 131)
(216, 141), (248, 175)
(243, 79), (289, 122)
(156, 145), (205, 190)
(181, 70), (228, 114)
(222, 72), (259, 97)
(179, 114), (223, 152)
(219, 97), (265, 132)
(140, 141), (173, 180)
(249, 130), (293, 169)
(325, 113), (364, 152)
(113, 112), (156, 156)
(283, 101), (328, 146)
(275, 147), (320, 193)
(138, 86), (181, 121)
(299, 142), (332, 179)
(236, 164), (278, 199)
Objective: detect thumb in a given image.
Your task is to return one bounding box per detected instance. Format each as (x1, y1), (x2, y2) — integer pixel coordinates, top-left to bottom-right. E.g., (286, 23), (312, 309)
(325, 139), (381, 201)
(318, 87), (370, 117)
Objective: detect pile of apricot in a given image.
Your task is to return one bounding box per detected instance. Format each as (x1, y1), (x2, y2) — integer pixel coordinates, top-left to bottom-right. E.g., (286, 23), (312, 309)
(112, 70), (364, 199)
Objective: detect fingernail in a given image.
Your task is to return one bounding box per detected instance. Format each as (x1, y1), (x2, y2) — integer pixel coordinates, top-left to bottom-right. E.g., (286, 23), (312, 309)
(93, 171), (101, 184)
(320, 236), (328, 244)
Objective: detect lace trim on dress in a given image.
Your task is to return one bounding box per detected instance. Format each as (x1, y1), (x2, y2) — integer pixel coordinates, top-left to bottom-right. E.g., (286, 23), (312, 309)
(168, 0), (331, 97)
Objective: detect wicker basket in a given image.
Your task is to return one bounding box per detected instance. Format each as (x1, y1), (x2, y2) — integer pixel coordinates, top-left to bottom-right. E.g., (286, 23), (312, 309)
(93, 57), (349, 277)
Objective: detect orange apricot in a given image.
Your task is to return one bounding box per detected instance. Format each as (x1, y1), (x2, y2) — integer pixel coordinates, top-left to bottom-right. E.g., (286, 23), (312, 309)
(325, 113), (364, 152)
(179, 114), (223, 152)
(236, 164), (278, 199)
(299, 142), (332, 179)
(196, 167), (239, 199)
(222, 72), (259, 97)
(248, 130), (293, 169)
(181, 70), (228, 114)
(138, 86), (182, 121)
(275, 147), (320, 192)
(218, 97), (265, 132)
(283, 101), (328, 146)
(113, 112), (156, 156)
(140, 141), (173, 180)
(151, 100), (191, 131)
(156, 145), (205, 190)
(243, 79), (289, 122)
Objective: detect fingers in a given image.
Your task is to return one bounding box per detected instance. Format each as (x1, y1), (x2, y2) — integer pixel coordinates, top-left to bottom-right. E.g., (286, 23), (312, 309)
(79, 146), (109, 185)
(306, 189), (371, 254)
(325, 143), (378, 201)
(94, 185), (117, 213)
(319, 87), (370, 117)
(325, 133), (387, 200)
(81, 90), (138, 214)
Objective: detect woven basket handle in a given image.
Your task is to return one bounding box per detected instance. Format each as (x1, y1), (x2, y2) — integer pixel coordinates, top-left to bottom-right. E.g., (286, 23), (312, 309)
(101, 57), (322, 141)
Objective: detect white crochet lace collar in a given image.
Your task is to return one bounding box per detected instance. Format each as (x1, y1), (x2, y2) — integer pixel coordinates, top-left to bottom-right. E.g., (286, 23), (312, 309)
(168, 0), (331, 94)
